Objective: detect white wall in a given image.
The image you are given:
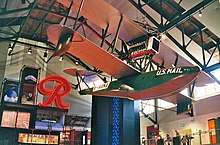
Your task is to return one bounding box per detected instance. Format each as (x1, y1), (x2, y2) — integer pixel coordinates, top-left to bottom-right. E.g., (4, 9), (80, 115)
(140, 94), (220, 145)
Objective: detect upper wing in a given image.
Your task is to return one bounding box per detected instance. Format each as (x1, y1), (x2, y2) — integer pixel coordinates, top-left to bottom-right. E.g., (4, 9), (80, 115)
(47, 25), (140, 79)
(57, 0), (147, 42)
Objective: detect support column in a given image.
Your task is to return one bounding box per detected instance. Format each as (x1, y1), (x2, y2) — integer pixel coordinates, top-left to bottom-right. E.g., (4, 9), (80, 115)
(91, 96), (140, 145)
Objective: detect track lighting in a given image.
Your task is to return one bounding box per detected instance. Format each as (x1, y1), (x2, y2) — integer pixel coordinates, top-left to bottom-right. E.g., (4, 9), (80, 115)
(160, 33), (167, 40)
(75, 60), (79, 65)
(199, 10), (202, 17)
(27, 46), (32, 55)
(8, 43), (13, 51)
(43, 49), (48, 58)
(8, 43), (13, 55)
(59, 55), (64, 61)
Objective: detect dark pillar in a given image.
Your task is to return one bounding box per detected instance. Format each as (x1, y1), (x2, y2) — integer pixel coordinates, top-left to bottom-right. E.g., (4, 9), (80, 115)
(91, 96), (140, 145)
(91, 96), (112, 145)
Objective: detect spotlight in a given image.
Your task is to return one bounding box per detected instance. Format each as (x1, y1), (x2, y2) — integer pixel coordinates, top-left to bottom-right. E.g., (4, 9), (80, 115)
(43, 49), (48, 58)
(75, 61), (79, 65)
(199, 10), (202, 17)
(160, 33), (167, 40)
(27, 46), (32, 55)
(59, 55), (64, 61)
(8, 43), (13, 51)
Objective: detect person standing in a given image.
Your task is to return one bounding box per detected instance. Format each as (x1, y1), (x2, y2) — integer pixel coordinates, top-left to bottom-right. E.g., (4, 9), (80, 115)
(181, 135), (187, 145)
(175, 130), (180, 136)
(165, 134), (171, 145)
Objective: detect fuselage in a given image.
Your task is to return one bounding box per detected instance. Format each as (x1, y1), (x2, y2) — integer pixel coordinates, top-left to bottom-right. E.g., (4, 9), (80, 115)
(79, 66), (200, 100)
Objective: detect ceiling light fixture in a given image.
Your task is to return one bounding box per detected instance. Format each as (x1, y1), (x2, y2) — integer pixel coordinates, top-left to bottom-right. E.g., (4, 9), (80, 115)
(59, 55), (64, 61)
(8, 43), (13, 51)
(43, 49), (48, 58)
(199, 10), (202, 17)
(8, 43), (13, 55)
(27, 46), (32, 55)
(75, 60), (79, 65)
(160, 33), (167, 40)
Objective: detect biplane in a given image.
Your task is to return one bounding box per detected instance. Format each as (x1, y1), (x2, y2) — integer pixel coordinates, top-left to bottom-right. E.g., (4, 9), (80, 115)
(47, 0), (201, 104)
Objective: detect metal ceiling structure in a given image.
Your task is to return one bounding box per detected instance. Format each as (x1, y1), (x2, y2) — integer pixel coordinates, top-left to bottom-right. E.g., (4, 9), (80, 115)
(0, 0), (219, 85)
(129, 0), (220, 83)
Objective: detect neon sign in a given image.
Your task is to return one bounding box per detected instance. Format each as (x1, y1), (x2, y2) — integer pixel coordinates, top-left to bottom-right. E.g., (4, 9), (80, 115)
(38, 75), (71, 109)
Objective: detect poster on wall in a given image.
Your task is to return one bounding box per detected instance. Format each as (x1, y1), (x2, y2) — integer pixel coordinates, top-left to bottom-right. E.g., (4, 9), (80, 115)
(1, 79), (20, 103)
(1, 110), (31, 129)
(20, 66), (39, 105)
(16, 112), (31, 129)
(1, 110), (17, 128)
(18, 133), (58, 144)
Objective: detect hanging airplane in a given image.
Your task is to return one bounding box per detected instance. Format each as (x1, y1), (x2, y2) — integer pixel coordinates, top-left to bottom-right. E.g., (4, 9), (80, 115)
(46, 0), (201, 104)
(47, 24), (200, 103)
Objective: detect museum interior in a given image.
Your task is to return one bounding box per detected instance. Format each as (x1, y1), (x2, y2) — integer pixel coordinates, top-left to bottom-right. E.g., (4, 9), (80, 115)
(0, 0), (220, 145)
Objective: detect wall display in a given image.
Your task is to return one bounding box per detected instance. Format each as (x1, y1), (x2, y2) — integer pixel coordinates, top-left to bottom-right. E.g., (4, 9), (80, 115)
(18, 133), (58, 144)
(1, 79), (20, 103)
(35, 109), (65, 131)
(21, 83), (36, 105)
(1, 110), (30, 129)
(1, 110), (17, 128)
(20, 66), (39, 105)
(16, 112), (30, 129)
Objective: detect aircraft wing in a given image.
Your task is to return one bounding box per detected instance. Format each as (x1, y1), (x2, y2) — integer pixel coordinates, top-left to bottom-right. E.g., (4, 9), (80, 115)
(47, 25), (140, 79)
(57, 0), (147, 42)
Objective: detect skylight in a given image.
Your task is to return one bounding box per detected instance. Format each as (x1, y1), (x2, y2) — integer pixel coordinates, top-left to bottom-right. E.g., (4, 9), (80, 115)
(210, 68), (220, 83)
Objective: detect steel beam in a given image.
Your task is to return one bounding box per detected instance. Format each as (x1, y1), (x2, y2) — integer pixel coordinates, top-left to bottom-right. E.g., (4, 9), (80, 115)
(29, 16), (55, 25)
(162, 0), (216, 32)
(166, 33), (204, 68)
(73, 0), (85, 30)
(8, 0), (38, 56)
(0, 37), (54, 50)
(0, 5), (31, 16)
(204, 62), (220, 72)
(31, 0), (56, 37)
(199, 30), (206, 66)
(140, 109), (157, 124)
(129, 0), (161, 28)
(63, 1), (73, 25)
